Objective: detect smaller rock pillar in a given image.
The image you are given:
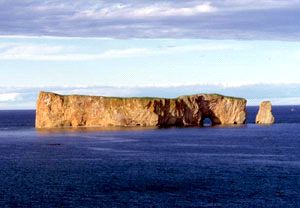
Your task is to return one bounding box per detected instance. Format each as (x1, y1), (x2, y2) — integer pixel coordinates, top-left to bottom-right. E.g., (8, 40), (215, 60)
(256, 101), (275, 124)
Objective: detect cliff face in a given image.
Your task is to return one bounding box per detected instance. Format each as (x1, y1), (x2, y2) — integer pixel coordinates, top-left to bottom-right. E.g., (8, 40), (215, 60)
(35, 92), (247, 128)
(256, 101), (275, 124)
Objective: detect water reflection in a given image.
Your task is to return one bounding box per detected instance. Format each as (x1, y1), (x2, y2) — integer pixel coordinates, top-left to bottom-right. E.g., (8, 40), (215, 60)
(36, 126), (159, 135)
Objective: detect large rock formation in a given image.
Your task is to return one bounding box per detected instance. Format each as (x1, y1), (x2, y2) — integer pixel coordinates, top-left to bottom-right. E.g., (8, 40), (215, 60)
(35, 92), (247, 129)
(256, 101), (275, 124)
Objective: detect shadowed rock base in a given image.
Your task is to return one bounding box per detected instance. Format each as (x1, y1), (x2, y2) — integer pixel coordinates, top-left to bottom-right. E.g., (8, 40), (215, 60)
(35, 92), (247, 129)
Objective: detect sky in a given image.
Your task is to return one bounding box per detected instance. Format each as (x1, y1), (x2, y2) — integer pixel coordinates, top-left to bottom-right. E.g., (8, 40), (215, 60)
(1, 0), (300, 109)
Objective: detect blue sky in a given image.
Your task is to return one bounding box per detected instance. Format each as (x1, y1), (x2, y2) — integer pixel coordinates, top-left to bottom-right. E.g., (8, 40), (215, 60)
(1, 0), (300, 109)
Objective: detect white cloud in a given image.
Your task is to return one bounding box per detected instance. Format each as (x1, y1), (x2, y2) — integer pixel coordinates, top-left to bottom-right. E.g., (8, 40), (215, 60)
(0, 0), (299, 39)
(0, 43), (237, 61)
(0, 35), (113, 40)
(130, 3), (216, 17)
(1, 44), (64, 56)
(222, 0), (300, 10)
(77, 2), (216, 19)
(75, 1), (299, 20)
(0, 43), (66, 60)
(0, 93), (20, 102)
(96, 44), (235, 59)
(32, 3), (68, 12)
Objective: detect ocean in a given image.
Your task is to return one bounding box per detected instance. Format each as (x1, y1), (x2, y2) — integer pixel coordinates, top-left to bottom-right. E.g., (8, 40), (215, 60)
(0, 106), (299, 207)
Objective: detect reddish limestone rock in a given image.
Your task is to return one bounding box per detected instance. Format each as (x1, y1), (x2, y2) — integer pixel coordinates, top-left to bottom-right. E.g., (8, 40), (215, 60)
(35, 92), (247, 129)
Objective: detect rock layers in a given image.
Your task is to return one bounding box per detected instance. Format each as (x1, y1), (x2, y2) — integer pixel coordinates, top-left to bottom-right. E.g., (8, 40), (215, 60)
(256, 101), (275, 124)
(35, 91), (247, 129)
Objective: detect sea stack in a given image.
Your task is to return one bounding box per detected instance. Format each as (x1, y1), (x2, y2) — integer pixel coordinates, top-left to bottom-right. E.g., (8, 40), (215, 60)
(35, 92), (247, 129)
(256, 101), (275, 124)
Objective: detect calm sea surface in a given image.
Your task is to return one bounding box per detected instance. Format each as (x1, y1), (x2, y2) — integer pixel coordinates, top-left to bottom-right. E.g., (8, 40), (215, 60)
(0, 106), (300, 207)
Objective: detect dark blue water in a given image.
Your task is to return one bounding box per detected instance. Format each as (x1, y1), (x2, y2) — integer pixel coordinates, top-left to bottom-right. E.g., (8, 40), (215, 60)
(0, 106), (300, 207)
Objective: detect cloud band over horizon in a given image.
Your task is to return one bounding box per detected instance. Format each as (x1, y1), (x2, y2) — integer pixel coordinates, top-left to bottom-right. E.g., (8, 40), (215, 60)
(1, 83), (300, 109)
(0, 0), (300, 40)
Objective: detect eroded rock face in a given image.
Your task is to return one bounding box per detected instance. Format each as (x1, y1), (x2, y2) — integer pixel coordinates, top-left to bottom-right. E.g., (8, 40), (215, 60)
(256, 101), (275, 124)
(35, 92), (247, 128)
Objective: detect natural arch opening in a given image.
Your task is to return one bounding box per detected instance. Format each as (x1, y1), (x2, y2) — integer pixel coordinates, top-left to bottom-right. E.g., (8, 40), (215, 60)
(201, 117), (213, 127)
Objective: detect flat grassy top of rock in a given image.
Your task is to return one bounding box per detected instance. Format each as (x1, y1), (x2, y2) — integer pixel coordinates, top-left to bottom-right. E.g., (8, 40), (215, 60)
(43, 91), (245, 101)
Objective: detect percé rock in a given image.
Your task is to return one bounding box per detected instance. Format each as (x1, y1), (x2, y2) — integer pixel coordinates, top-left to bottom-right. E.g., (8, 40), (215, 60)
(256, 101), (275, 124)
(35, 91), (247, 129)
